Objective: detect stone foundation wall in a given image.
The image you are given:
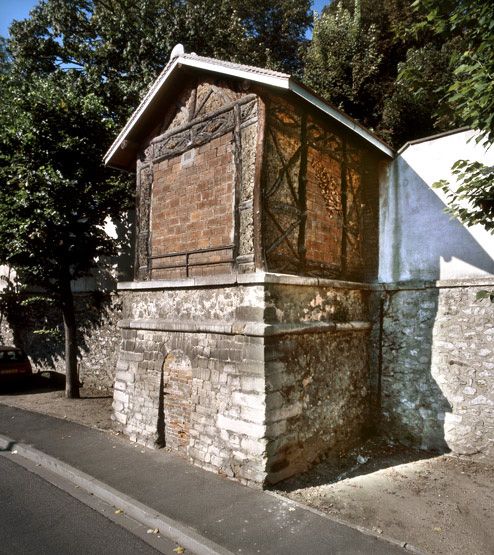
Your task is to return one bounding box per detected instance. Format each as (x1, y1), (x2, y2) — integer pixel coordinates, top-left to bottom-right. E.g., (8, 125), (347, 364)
(265, 329), (370, 484)
(377, 280), (494, 461)
(262, 278), (372, 483)
(0, 292), (121, 392)
(114, 324), (268, 486)
(113, 274), (374, 486)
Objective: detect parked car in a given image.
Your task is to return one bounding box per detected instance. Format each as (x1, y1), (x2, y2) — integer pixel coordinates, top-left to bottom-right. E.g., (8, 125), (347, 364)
(0, 346), (33, 384)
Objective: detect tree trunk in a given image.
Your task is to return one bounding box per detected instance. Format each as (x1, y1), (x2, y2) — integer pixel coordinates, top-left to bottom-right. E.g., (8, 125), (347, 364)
(60, 272), (79, 399)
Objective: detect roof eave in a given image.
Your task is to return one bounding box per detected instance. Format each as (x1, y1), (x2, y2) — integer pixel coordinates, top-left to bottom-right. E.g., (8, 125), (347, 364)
(289, 80), (394, 158)
(103, 56), (291, 169)
(103, 57), (181, 169)
(179, 56), (290, 89)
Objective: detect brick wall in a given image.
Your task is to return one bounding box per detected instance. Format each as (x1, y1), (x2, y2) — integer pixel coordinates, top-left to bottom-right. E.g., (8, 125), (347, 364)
(150, 133), (235, 279)
(306, 146), (342, 272)
(162, 351), (193, 454)
(261, 94), (379, 281)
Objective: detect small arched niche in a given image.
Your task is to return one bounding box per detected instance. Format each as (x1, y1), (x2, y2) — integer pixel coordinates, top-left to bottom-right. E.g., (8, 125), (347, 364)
(159, 351), (193, 454)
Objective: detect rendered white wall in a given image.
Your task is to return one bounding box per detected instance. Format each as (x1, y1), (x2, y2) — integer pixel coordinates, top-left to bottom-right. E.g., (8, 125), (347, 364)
(379, 130), (494, 282)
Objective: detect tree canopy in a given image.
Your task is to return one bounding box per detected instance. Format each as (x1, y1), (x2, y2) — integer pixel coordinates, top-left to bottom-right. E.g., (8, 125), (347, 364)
(303, 0), (419, 143)
(0, 65), (130, 397)
(8, 0), (311, 123)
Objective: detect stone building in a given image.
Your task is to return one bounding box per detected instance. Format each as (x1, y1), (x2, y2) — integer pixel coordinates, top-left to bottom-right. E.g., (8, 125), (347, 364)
(104, 50), (493, 486)
(104, 50), (392, 486)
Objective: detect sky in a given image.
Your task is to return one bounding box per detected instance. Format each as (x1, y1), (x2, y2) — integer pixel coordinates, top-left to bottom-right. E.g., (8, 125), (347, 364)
(1, 0), (331, 39)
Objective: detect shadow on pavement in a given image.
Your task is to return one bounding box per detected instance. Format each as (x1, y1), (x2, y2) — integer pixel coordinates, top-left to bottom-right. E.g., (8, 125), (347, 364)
(0, 371), (65, 396)
(272, 436), (444, 492)
(0, 372), (112, 400)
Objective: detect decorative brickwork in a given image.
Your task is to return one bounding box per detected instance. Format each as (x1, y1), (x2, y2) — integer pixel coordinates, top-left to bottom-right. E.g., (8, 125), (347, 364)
(135, 162), (153, 280)
(133, 76), (259, 280)
(261, 95), (379, 281)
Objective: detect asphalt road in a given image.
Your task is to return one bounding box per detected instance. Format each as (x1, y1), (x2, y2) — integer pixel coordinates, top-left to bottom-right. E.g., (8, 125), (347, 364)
(0, 454), (181, 555)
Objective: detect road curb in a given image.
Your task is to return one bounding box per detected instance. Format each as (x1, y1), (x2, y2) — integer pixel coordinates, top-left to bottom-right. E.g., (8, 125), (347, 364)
(0, 434), (233, 555)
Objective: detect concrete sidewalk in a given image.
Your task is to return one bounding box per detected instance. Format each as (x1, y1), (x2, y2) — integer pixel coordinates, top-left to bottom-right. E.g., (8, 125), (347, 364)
(0, 404), (415, 554)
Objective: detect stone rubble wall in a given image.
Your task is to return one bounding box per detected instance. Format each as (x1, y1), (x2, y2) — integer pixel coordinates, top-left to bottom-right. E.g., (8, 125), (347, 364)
(377, 281), (494, 461)
(0, 292), (121, 393)
(263, 280), (372, 483)
(264, 330), (370, 484)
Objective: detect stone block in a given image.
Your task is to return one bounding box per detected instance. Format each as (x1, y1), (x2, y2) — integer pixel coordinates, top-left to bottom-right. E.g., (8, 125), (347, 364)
(113, 411), (127, 425)
(241, 405), (266, 424)
(113, 389), (129, 403)
(216, 414), (265, 438)
(241, 437), (268, 457)
(232, 391), (265, 410)
(240, 375), (265, 393)
(114, 380), (127, 392)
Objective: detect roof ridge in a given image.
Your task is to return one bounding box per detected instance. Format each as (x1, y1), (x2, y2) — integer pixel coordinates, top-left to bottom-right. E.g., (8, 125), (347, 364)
(179, 53), (290, 79)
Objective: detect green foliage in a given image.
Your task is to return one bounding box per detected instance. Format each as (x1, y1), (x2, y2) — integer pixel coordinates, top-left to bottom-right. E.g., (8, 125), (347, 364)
(7, 0), (311, 122)
(413, 0), (494, 147)
(434, 160), (494, 232)
(303, 0), (493, 149)
(304, 0), (383, 129)
(0, 69), (130, 291)
(476, 290), (494, 303)
(303, 0), (424, 141)
(19, 295), (56, 307)
(232, 0), (312, 75)
(381, 42), (460, 146)
(414, 0), (494, 234)
(0, 38), (10, 73)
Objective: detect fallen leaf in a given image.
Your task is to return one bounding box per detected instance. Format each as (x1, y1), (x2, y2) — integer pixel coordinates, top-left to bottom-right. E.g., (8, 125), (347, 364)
(173, 547), (185, 554)
(433, 527), (442, 532)
(114, 509), (124, 515)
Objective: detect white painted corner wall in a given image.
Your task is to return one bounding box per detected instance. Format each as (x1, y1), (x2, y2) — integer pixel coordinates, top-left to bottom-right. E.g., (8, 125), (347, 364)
(379, 130), (494, 283)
